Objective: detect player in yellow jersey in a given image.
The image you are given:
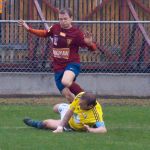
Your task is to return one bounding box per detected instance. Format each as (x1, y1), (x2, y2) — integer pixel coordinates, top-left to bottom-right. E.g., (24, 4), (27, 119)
(23, 92), (107, 133)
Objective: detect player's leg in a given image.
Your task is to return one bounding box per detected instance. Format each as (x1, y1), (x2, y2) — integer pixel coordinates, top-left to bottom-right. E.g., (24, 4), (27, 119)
(23, 117), (61, 130)
(54, 63), (83, 103)
(54, 71), (75, 103)
(53, 103), (60, 113)
(62, 63), (80, 88)
(23, 118), (46, 129)
(43, 119), (61, 130)
(53, 103), (69, 119)
(61, 70), (75, 87)
(61, 63), (84, 96)
(69, 82), (84, 95)
(61, 87), (75, 103)
(45, 103), (69, 129)
(53, 103), (69, 112)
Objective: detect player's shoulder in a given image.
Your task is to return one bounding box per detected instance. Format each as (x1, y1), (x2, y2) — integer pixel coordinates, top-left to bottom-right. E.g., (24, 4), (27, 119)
(95, 101), (103, 111)
(70, 92), (85, 107)
(48, 23), (60, 30)
(52, 23), (61, 29)
(47, 23), (60, 32)
(74, 92), (85, 101)
(71, 25), (82, 33)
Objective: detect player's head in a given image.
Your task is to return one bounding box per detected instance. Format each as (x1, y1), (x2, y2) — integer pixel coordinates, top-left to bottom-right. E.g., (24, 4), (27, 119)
(79, 92), (97, 110)
(59, 8), (73, 29)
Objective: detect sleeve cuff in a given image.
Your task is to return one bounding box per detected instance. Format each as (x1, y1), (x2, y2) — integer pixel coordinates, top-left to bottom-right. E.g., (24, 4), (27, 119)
(89, 43), (97, 51)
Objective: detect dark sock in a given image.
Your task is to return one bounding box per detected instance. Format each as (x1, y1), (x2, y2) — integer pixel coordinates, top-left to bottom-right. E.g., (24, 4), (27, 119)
(24, 118), (45, 129)
(31, 120), (45, 129)
(69, 82), (84, 95)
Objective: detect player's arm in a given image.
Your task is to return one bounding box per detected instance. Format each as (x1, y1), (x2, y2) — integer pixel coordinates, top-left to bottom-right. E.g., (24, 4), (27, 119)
(53, 108), (74, 133)
(84, 122), (107, 133)
(18, 19), (30, 30)
(84, 31), (97, 51)
(78, 31), (97, 51)
(18, 19), (50, 37)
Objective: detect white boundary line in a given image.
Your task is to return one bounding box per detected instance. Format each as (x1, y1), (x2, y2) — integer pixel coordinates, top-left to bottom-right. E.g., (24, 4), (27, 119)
(0, 126), (150, 130)
(0, 126), (29, 129)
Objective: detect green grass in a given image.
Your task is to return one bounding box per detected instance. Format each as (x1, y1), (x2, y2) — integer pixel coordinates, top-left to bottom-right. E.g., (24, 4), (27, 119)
(0, 105), (150, 150)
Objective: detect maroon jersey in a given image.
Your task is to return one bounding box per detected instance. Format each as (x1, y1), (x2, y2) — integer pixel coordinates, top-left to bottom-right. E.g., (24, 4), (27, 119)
(29, 24), (96, 72)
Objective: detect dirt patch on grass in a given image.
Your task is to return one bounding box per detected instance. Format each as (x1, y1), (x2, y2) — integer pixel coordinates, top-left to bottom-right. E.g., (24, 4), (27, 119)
(0, 96), (150, 106)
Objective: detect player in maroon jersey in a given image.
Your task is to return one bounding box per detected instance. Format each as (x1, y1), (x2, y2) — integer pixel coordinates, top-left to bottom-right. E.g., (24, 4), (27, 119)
(18, 8), (97, 103)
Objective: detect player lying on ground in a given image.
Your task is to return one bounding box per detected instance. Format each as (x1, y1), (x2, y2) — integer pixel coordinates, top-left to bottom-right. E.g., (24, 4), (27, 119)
(23, 92), (107, 133)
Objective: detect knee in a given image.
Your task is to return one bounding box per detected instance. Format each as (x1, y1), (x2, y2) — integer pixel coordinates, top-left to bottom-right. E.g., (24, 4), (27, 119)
(53, 104), (60, 113)
(43, 119), (54, 128)
(42, 120), (49, 128)
(61, 78), (72, 87)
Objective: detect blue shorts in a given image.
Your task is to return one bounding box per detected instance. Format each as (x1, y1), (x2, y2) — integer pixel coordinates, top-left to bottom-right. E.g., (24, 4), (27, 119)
(54, 63), (80, 92)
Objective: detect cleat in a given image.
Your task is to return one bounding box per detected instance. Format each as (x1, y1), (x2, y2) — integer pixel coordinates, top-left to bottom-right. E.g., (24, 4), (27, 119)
(23, 117), (32, 127)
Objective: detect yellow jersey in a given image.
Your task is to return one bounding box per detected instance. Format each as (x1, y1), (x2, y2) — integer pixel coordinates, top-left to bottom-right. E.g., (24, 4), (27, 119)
(68, 92), (104, 131)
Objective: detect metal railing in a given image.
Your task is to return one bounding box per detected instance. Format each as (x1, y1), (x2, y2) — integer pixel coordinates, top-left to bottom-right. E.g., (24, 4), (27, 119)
(0, 20), (149, 73)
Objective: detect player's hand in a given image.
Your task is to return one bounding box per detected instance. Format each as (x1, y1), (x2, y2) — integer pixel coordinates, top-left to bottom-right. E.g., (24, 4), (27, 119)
(18, 19), (29, 30)
(83, 124), (91, 132)
(53, 126), (63, 133)
(84, 31), (93, 46)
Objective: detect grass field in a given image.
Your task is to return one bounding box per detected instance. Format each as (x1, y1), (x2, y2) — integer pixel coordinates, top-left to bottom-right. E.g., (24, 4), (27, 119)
(0, 98), (150, 150)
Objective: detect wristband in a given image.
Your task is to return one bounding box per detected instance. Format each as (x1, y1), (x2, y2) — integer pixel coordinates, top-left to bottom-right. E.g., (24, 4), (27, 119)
(91, 43), (97, 50)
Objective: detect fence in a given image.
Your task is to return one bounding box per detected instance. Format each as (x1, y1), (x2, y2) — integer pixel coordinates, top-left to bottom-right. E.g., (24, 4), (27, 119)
(0, 20), (149, 73)
(1, 0), (150, 21)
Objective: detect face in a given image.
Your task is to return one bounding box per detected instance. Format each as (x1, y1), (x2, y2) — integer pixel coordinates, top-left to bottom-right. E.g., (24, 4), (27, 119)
(59, 13), (72, 29)
(79, 99), (92, 110)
